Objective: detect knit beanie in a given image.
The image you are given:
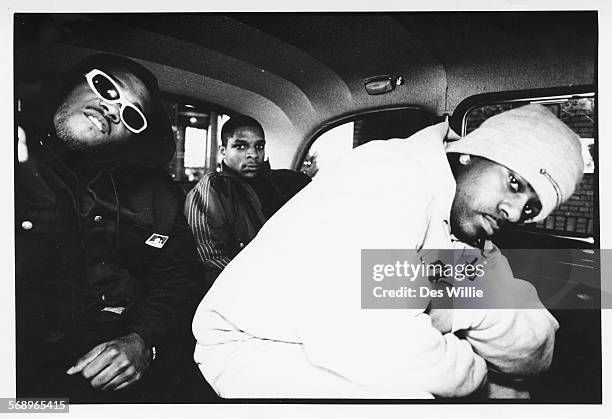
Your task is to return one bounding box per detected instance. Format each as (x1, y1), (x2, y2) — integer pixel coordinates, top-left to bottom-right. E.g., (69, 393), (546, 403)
(446, 104), (583, 222)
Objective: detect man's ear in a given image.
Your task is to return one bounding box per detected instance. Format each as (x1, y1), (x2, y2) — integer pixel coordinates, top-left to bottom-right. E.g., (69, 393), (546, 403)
(219, 145), (226, 158)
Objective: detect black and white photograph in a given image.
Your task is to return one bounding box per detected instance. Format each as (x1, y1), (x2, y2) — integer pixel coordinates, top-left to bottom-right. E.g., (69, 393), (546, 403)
(5, 1), (612, 417)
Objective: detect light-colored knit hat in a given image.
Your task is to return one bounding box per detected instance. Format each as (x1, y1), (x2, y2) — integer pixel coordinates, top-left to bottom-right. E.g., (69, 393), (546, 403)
(446, 104), (584, 222)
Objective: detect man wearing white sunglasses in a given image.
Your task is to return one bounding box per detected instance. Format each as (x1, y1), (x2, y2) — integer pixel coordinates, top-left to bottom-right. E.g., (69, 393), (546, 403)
(15, 54), (214, 402)
(53, 67), (149, 152)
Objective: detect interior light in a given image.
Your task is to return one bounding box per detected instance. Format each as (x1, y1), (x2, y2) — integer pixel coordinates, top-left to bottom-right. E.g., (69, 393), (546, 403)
(189, 117), (198, 124)
(363, 75), (404, 95)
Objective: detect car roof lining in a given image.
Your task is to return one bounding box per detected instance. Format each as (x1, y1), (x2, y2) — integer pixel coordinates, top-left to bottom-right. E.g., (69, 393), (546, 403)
(15, 12), (596, 168)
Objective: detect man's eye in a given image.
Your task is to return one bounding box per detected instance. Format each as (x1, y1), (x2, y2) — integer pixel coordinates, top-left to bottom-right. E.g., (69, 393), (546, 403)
(256, 145), (265, 150)
(509, 174), (520, 192)
(235, 144), (245, 150)
(522, 203), (541, 221)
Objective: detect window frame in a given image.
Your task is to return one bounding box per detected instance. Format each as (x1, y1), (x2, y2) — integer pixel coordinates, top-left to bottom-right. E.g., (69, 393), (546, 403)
(161, 92), (246, 186)
(298, 105), (436, 171)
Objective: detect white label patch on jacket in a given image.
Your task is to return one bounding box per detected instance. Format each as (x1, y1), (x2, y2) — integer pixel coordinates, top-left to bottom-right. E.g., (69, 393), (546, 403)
(145, 233), (169, 248)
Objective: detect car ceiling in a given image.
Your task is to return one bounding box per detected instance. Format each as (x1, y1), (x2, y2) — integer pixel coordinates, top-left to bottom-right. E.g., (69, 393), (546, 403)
(15, 12), (596, 168)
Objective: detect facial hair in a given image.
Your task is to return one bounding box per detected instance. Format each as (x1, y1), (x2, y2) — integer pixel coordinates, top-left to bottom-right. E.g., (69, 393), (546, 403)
(53, 102), (128, 157)
(53, 101), (88, 152)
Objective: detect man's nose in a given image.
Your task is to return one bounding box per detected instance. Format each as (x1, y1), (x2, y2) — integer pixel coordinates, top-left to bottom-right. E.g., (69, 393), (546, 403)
(245, 147), (257, 158)
(498, 194), (528, 223)
(100, 100), (121, 123)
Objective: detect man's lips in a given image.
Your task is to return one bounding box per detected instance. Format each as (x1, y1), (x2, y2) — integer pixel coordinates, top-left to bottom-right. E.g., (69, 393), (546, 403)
(243, 164), (261, 170)
(482, 214), (500, 236)
(83, 108), (109, 134)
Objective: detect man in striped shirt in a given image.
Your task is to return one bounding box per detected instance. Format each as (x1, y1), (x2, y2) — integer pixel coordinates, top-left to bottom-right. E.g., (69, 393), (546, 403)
(185, 115), (310, 280)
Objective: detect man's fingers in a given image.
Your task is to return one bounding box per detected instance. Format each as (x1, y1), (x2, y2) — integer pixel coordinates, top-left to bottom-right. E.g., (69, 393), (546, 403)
(90, 360), (132, 389)
(112, 375), (140, 392)
(66, 342), (108, 375)
(67, 336), (149, 391)
(100, 371), (129, 391)
(81, 345), (122, 381)
(101, 369), (140, 391)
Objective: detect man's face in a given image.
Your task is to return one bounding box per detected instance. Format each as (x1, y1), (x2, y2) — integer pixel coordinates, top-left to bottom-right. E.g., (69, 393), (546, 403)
(221, 126), (265, 178)
(53, 70), (151, 153)
(450, 156), (542, 244)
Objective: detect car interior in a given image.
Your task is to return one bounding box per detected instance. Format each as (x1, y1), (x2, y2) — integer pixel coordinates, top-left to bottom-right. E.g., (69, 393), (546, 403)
(14, 12), (599, 402)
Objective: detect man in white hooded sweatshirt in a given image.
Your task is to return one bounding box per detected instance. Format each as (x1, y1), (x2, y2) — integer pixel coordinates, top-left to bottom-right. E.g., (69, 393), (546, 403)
(191, 104), (584, 399)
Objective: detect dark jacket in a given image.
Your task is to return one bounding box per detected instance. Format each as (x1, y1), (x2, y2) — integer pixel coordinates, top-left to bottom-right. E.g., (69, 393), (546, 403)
(184, 162), (311, 276)
(15, 134), (207, 381)
(14, 54), (214, 402)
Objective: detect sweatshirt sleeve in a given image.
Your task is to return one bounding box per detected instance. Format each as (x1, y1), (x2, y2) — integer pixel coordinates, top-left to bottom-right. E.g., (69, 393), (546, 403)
(451, 246), (559, 376)
(298, 308), (489, 398)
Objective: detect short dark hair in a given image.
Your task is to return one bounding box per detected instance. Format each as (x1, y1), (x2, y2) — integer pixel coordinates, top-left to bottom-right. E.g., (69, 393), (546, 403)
(221, 116), (264, 146)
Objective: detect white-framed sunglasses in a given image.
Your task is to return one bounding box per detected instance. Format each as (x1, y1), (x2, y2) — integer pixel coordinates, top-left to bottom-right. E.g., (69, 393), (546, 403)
(85, 69), (148, 134)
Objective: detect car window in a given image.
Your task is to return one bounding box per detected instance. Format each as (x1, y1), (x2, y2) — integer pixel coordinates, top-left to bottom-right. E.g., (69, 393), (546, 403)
(463, 95), (596, 241)
(163, 99), (229, 184)
(301, 108), (433, 177)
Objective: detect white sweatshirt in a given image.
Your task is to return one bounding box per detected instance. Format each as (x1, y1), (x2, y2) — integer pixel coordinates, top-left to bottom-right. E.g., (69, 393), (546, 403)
(192, 122), (558, 398)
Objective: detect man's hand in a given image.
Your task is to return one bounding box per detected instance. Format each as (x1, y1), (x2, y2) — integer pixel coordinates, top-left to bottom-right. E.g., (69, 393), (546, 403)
(66, 332), (151, 391)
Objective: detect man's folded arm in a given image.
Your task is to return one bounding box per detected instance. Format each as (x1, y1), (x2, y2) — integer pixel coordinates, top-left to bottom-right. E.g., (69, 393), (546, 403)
(297, 309), (488, 398)
(451, 249), (558, 376)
